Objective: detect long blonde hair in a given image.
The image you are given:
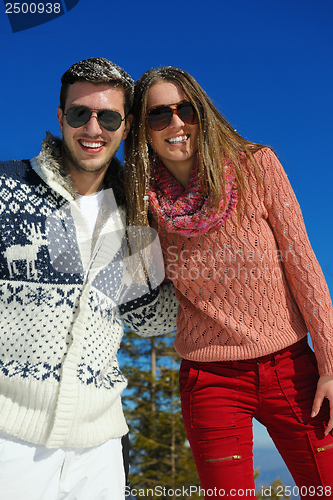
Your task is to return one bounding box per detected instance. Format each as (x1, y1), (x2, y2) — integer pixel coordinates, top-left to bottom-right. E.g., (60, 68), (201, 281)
(124, 67), (264, 227)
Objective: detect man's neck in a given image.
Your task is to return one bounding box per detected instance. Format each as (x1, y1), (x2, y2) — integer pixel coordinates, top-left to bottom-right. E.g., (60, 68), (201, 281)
(63, 159), (109, 196)
(73, 174), (105, 196)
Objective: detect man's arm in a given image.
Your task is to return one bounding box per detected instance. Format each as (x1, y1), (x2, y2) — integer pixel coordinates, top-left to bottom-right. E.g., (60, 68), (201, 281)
(119, 282), (178, 336)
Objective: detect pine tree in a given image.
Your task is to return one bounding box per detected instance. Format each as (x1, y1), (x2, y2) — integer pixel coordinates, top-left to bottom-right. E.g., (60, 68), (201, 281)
(120, 330), (202, 499)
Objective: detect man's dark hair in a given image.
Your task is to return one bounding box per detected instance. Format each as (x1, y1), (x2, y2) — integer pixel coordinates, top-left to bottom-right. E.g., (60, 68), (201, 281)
(60, 57), (134, 116)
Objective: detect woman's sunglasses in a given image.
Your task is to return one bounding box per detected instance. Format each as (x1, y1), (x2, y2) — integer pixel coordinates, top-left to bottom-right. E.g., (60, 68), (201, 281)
(146, 101), (199, 131)
(64, 106), (126, 132)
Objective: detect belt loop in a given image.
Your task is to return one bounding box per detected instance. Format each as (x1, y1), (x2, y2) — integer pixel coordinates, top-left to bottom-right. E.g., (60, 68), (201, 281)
(272, 350), (281, 367)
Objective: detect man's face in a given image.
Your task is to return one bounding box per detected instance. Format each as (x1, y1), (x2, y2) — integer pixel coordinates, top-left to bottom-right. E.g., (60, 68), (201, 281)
(57, 82), (131, 177)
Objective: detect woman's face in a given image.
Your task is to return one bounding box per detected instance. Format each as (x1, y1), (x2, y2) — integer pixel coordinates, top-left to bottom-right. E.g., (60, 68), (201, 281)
(146, 81), (199, 187)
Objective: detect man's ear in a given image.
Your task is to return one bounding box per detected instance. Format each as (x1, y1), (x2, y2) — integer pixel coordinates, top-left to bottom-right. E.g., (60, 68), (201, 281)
(57, 107), (64, 134)
(122, 114), (133, 140)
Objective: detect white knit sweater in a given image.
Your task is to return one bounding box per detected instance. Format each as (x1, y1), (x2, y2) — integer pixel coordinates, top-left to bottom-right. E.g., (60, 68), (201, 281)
(0, 134), (178, 448)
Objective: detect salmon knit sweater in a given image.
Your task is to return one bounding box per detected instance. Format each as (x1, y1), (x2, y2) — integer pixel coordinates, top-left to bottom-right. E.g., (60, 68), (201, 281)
(154, 148), (333, 376)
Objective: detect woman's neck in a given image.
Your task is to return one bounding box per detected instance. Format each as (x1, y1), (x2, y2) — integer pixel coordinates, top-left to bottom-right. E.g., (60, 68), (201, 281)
(161, 156), (196, 189)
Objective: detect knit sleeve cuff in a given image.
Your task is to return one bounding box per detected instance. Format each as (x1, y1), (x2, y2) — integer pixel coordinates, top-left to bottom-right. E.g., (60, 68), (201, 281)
(120, 282), (178, 337)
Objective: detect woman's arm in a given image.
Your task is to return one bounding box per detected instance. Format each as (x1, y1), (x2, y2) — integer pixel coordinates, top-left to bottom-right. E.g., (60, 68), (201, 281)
(259, 147), (333, 375)
(259, 148), (333, 433)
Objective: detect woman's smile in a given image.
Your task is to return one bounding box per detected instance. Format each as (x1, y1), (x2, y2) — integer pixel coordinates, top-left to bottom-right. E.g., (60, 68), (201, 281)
(146, 81), (199, 188)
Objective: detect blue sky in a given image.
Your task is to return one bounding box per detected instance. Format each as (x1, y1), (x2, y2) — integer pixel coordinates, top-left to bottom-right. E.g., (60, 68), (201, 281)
(1, 0), (332, 293)
(0, 0), (332, 477)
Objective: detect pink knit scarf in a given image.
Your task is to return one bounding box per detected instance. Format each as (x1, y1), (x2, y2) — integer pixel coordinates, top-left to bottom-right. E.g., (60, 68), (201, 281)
(148, 156), (238, 237)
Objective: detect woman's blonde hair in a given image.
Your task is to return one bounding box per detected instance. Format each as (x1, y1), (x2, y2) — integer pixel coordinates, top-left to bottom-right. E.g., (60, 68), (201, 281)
(124, 66), (264, 227)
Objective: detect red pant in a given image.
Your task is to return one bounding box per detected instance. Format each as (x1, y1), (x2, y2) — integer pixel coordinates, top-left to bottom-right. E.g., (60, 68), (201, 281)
(180, 338), (333, 499)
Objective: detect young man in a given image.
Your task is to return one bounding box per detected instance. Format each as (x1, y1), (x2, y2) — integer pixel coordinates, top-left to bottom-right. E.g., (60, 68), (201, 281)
(0, 58), (177, 500)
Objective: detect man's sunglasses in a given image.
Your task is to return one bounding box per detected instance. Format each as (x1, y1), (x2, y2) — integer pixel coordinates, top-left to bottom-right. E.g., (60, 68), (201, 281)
(146, 101), (199, 131)
(64, 106), (126, 132)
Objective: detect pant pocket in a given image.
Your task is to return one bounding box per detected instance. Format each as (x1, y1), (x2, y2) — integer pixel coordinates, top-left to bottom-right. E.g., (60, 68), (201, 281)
(196, 435), (255, 494)
(306, 428), (333, 490)
(276, 352), (324, 424)
(179, 359), (200, 393)
(188, 365), (239, 429)
(199, 436), (242, 464)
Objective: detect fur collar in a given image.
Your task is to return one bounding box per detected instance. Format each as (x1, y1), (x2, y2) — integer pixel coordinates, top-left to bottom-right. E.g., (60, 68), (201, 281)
(33, 132), (125, 206)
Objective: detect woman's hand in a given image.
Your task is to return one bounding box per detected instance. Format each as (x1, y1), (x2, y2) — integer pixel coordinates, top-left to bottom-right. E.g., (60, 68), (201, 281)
(311, 375), (333, 435)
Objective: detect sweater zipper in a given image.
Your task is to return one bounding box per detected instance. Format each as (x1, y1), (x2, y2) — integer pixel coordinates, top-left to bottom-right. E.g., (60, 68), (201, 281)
(206, 454), (241, 463)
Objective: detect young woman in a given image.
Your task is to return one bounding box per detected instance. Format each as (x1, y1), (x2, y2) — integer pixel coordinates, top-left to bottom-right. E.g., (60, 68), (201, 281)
(125, 67), (333, 499)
